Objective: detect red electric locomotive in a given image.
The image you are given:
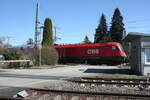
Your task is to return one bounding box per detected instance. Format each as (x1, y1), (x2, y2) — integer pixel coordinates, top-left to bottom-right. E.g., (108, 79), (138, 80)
(54, 42), (127, 65)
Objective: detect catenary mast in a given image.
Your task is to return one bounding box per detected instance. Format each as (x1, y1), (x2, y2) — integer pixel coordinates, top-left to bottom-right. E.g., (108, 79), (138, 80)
(34, 3), (40, 46)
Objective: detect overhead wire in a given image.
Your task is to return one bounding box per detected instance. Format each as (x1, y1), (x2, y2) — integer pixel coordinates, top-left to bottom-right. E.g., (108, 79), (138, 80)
(111, 0), (150, 33)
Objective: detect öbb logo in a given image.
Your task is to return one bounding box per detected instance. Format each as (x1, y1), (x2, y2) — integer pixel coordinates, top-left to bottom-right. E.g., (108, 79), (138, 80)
(87, 49), (99, 54)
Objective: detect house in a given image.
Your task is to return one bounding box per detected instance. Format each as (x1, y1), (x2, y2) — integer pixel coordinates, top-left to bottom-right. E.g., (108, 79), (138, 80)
(124, 32), (150, 75)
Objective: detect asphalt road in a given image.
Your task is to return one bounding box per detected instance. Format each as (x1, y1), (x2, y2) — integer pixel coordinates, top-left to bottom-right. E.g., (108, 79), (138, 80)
(0, 65), (118, 97)
(0, 65), (119, 87)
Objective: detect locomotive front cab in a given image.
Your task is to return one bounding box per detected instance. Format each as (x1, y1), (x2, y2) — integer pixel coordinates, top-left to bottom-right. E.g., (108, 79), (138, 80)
(118, 44), (127, 58)
(115, 43), (127, 63)
(107, 42), (127, 64)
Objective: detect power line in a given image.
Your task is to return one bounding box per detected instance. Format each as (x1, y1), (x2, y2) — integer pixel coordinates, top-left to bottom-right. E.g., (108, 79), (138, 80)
(125, 19), (150, 23)
(111, 0), (119, 8)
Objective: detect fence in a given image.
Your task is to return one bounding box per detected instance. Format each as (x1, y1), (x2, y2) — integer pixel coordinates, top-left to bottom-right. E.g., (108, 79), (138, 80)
(0, 60), (32, 68)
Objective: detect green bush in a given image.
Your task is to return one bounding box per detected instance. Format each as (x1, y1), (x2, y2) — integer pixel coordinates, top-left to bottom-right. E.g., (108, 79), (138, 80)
(41, 46), (58, 65)
(33, 47), (40, 65)
(3, 50), (23, 60)
(23, 47), (39, 66)
(23, 48), (37, 61)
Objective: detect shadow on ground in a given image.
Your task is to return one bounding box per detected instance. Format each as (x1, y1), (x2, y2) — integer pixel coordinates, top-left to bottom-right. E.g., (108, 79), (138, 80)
(84, 68), (133, 75)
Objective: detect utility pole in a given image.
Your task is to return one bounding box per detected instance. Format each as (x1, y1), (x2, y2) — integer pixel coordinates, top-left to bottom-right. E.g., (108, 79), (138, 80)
(35, 3), (40, 46)
(54, 26), (57, 42)
(34, 3), (42, 66)
(53, 26), (61, 43)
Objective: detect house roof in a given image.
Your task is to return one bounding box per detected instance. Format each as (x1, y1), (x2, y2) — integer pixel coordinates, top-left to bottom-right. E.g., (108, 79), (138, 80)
(123, 32), (150, 42)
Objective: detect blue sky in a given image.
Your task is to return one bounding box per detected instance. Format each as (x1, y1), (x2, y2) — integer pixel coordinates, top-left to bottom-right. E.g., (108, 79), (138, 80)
(0, 0), (150, 46)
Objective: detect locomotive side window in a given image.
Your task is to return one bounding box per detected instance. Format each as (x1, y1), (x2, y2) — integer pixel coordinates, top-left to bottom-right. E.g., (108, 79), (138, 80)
(112, 46), (116, 50)
(111, 46), (119, 50)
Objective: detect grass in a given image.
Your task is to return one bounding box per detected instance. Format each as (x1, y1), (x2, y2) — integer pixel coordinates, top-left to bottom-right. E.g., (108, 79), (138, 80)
(93, 73), (145, 79)
(0, 69), (8, 72)
(25, 65), (66, 69)
(117, 65), (131, 69)
(0, 63), (67, 69)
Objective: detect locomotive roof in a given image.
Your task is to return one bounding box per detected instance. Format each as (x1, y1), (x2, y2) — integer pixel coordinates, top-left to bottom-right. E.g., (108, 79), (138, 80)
(54, 42), (120, 48)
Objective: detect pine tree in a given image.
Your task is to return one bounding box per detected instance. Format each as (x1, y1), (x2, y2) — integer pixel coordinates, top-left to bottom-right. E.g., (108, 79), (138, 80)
(110, 8), (125, 43)
(94, 14), (108, 43)
(42, 18), (53, 46)
(83, 35), (91, 43)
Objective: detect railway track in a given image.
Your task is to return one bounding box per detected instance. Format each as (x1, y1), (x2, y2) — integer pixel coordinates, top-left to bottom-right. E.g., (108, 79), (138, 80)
(3, 88), (149, 100)
(68, 77), (150, 87)
(81, 77), (147, 82)
(1, 77), (150, 100)
(29, 88), (150, 99)
(69, 80), (150, 87)
(0, 86), (150, 100)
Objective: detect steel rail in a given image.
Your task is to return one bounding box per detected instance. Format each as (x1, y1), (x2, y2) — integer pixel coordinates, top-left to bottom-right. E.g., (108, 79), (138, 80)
(81, 77), (147, 81)
(69, 80), (150, 85)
